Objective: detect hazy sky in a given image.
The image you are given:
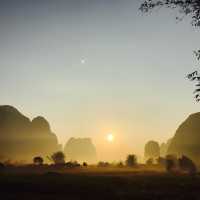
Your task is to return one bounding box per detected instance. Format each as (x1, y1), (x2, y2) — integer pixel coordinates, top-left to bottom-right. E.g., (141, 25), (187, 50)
(0, 0), (200, 161)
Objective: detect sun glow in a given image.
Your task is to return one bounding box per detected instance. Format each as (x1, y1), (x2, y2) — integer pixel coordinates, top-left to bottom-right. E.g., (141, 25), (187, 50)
(107, 133), (114, 142)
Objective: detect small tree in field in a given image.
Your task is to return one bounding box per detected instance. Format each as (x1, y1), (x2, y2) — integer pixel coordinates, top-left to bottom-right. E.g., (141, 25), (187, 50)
(126, 154), (137, 167)
(51, 151), (65, 165)
(165, 155), (178, 172)
(179, 155), (197, 175)
(146, 158), (154, 165)
(33, 156), (43, 165)
(156, 156), (166, 166)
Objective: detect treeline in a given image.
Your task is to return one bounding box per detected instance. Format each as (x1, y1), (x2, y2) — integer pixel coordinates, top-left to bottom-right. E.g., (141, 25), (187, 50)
(0, 151), (197, 176)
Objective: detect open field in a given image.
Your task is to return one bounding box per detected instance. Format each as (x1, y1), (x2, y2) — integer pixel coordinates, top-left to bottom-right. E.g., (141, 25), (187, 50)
(0, 167), (200, 200)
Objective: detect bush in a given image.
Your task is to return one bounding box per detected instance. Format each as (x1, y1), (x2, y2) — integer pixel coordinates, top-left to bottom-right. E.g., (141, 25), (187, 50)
(97, 161), (110, 167)
(146, 158), (154, 165)
(179, 155), (197, 175)
(33, 156), (43, 165)
(156, 157), (166, 166)
(126, 154), (137, 167)
(83, 162), (88, 167)
(117, 161), (124, 168)
(165, 155), (177, 173)
(65, 161), (81, 168)
(51, 151), (65, 165)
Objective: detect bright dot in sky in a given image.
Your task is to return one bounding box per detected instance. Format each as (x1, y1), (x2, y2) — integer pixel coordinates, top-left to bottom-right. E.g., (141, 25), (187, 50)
(81, 59), (85, 64)
(107, 133), (114, 142)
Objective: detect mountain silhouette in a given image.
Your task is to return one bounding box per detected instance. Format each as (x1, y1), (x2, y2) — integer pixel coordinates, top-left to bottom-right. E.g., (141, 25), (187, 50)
(160, 138), (172, 157)
(64, 137), (97, 163)
(168, 113), (200, 163)
(0, 105), (61, 162)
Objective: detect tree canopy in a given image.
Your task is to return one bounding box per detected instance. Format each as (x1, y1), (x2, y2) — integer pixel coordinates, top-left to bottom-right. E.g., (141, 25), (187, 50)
(140, 0), (200, 102)
(140, 0), (200, 26)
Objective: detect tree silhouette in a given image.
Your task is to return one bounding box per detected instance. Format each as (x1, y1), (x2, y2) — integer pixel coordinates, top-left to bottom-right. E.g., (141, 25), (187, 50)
(140, 0), (200, 102)
(33, 156), (44, 165)
(178, 155), (197, 175)
(140, 0), (200, 26)
(146, 158), (154, 165)
(156, 156), (166, 166)
(187, 70), (200, 101)
(165, 154), (178, 172)
(51, 151), (65, 165)
(126, 154), (137, 167)
(97, 161), (110, 167)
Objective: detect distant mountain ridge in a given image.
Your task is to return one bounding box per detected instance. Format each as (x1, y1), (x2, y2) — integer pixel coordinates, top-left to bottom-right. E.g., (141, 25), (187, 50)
(168, 112), (200, 163)
(64, 137), (97, 163)
(0, 105), (61, 162)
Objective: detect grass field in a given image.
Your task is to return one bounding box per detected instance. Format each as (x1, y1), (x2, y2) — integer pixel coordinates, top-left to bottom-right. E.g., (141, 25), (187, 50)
(0, 167), (200, 200)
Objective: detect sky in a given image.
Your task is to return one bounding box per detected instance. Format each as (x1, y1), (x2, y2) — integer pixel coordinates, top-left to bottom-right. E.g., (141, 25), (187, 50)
(0, 0), (200, 161)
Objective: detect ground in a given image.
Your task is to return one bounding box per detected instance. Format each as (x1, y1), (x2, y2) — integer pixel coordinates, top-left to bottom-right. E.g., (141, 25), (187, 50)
(0, 167), (200, 200)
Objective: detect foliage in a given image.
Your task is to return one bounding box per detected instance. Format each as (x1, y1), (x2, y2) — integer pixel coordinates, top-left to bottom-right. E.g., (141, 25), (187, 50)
(65, 161), (81, 168)
(117, 161), (124, 168)
(187, 69), (200, 101)
(140, 0), (200, 102)
(165, 154), (178, 172)
(146, 158), (154, 165)
(156, 156), (166, 166)
(97, 161), (110, 167)
(83, 162), (88, 167)
(33, 156), (44, 165)
(140, 0), (200, 26)
(178, 155), (197, 175)
(125, 154), (137, 167)
(51, 151), (65, 165)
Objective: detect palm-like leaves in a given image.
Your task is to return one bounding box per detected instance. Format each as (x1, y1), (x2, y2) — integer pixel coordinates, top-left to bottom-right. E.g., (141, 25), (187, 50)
(187, 70), (200, 102)
(140, 0), (200, 26)
(140, 1), (200, 102)
(194, 50), (200, 60)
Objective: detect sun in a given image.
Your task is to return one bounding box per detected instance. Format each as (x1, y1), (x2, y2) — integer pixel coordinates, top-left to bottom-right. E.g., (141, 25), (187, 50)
(107, 133), (114, 142)
(81, 59), (85, 64)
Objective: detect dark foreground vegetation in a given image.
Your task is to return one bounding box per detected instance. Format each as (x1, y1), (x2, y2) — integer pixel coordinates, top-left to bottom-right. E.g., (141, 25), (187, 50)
(0, 151), (198, 199)
(0, 167), (200, 200)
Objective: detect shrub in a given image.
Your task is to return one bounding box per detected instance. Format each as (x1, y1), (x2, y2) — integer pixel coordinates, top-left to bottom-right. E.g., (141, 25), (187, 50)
(126, 154), (137, 167)
(65, 161), (81, 168)
(146, 158), (154, 165)
(156, 157), (166, 166)
(33, 156), (43, 165)
(51, 151), (65, 165)
(117, 161), (124, 168)
(179, 155), (197, 175)
(97, 161), (110, 167)
(165, 154), (177, 173)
